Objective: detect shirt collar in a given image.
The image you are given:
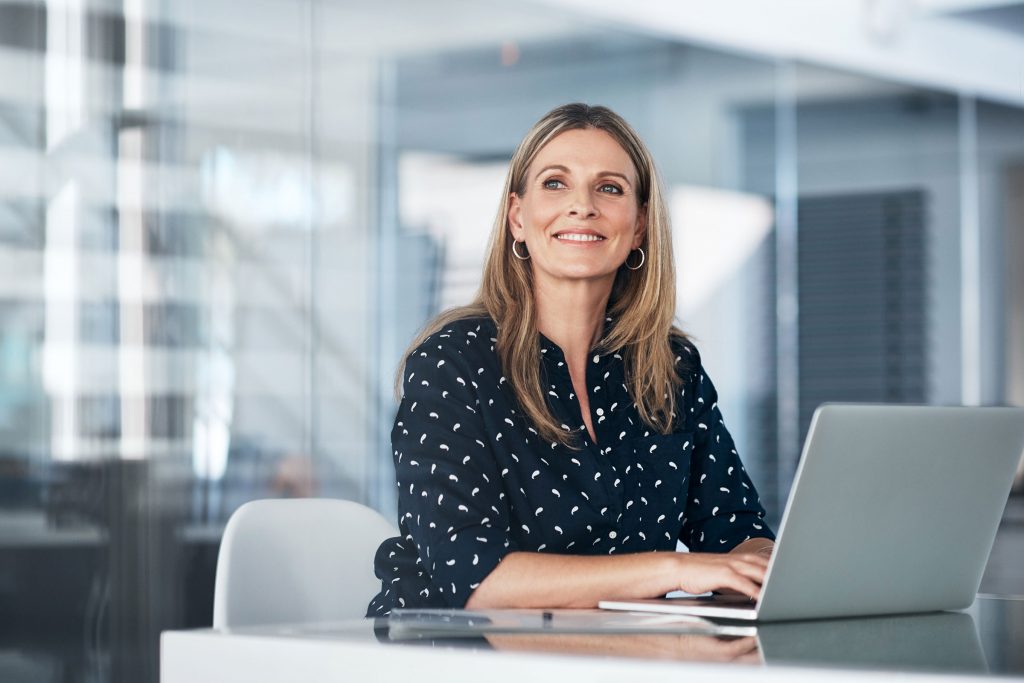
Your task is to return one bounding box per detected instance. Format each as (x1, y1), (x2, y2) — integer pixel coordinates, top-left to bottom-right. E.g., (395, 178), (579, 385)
(539, 315), (616, 363)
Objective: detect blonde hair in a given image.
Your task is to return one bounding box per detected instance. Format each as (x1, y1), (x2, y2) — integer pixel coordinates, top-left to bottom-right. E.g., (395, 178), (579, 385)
(399, 103), (688, 447)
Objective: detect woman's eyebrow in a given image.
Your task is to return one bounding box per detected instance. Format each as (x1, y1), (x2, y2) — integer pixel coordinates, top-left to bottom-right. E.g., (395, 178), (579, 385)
(535, 164), (570, 179)
(600, 171), (633, 186)
(535, 164), (633, 186)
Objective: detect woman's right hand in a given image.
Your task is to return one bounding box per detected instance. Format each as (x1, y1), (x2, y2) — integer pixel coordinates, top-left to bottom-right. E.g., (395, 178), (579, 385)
(672, 552), (769, 600)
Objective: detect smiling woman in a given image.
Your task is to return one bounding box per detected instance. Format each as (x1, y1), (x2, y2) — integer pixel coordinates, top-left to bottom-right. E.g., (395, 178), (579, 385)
(366, 103), (775, 615)
(508, 128), (646, 291)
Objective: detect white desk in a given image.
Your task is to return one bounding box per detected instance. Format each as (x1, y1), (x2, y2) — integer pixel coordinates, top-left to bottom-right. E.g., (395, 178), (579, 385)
(161, 596), (1024, 683)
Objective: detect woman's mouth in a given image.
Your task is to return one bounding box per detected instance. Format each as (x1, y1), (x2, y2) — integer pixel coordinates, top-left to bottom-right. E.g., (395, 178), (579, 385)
(554, 232), (605, 242)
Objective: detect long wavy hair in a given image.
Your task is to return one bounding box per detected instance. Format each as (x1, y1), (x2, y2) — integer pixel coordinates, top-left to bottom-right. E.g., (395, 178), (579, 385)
(399, 103), (688, 448)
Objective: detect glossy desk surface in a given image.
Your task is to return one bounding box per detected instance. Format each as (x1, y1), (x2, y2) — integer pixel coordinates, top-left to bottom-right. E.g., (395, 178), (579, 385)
(161, 595), (1024, 682)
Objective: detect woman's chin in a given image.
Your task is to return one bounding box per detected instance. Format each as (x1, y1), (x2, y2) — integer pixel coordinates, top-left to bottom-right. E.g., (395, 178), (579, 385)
(542, 264), (620, 284)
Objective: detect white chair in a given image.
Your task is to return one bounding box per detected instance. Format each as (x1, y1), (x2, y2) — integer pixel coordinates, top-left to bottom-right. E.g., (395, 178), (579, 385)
(212, 498), (397, 628)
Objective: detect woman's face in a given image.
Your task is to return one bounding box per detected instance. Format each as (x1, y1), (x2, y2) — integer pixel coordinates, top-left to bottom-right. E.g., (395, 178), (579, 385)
(508, 128), (646, 287)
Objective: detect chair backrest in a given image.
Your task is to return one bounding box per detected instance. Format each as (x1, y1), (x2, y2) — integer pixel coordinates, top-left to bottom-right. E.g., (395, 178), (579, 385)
(212, 498), (397, 628)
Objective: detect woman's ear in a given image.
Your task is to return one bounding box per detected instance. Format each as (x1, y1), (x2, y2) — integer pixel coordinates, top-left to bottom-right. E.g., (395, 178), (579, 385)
(508, 193), (525, 241)
(632, 203), (648, 250)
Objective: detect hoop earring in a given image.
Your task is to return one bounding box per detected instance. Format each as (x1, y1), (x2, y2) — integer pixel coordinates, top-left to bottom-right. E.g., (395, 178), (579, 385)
(625, 247), (645, 270)
(512, 240), (531, 261)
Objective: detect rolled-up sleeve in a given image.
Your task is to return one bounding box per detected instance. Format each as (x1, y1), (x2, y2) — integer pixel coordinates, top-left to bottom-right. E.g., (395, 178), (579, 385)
(393, 341), (518, 607)
(680, 360), (775, 552)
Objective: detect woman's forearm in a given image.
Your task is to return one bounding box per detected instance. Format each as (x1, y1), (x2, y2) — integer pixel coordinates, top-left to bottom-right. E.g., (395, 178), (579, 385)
(464, 551), (681, 609)
(464, 547), (770, 609)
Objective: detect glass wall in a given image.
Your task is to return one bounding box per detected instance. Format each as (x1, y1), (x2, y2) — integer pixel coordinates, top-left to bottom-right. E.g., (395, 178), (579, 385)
(791, 68), (962, 495)
(0, 1), (1021, 680)
(976, 99), (1024, 594)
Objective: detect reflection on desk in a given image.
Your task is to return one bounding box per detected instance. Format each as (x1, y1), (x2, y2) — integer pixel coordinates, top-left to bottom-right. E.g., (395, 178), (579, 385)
(382, 609), (987, 673)
(382, 608), (760, 663)
(483, 632), (760, 664)
(160, 596), (1024, 683)
(385, 607), (756, 638)
(758, 611), (987, 674)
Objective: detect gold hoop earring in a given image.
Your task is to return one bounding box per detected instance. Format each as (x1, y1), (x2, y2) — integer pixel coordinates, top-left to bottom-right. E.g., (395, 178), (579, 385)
(512, 240), (531, 261)
(625, 247), (645, 270)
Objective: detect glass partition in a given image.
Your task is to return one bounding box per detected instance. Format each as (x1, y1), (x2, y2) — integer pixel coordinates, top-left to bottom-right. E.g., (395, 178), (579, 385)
(975, 98), (1024, 595)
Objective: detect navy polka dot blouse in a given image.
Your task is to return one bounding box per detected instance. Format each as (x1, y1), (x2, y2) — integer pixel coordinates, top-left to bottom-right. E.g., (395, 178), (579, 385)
(366, 315), (774, 615)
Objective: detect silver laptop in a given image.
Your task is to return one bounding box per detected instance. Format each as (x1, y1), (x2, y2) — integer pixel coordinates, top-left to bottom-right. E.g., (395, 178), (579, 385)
(599, 404), (1024, 622)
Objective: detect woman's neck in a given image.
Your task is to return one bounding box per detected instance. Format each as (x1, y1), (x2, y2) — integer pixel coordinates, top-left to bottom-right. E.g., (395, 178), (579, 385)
(533, 277), (613, 363)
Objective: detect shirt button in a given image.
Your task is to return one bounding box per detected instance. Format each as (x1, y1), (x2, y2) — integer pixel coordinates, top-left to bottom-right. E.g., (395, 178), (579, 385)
(608, 530), (617, 539)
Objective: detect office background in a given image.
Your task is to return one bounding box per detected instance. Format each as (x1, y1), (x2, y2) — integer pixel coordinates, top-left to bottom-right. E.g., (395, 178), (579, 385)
(0, 0), (1022, 681)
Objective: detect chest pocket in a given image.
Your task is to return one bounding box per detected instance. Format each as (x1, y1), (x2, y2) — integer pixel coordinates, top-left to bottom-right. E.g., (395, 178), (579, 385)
(623, 432), (694, 546)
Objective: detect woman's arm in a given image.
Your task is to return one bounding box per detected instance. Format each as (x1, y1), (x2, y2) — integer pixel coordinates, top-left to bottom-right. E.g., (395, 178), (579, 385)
(464, 549), (769, 609)
(678, 352), (776, 553)
(391, 335), (522, 606)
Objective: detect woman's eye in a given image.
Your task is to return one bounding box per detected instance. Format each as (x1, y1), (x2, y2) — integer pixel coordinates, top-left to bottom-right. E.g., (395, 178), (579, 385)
(599, 183), (623, 194)
(542, 178), (565, 190)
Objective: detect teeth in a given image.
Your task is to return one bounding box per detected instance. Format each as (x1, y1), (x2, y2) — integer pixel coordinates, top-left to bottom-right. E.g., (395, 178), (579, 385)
(556, 233), (604, 242)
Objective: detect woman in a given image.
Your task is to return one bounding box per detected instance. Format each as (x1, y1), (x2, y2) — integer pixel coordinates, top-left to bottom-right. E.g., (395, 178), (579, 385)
(367, 103), (774, 615)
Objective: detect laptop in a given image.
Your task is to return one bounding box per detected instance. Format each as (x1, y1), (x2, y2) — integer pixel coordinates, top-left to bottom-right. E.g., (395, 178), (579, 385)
(599, 404), (1024, 622)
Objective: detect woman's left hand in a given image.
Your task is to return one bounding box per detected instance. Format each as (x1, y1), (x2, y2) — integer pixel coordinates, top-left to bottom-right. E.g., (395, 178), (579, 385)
(730, 537), (774, 559)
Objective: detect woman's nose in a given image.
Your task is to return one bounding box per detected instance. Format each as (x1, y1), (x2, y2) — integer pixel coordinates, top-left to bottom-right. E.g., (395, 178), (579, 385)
(567, 189), (598, 218)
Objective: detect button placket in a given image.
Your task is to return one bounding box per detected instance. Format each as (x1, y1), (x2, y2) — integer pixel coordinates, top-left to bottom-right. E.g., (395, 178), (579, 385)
(586, 354), (628, 527)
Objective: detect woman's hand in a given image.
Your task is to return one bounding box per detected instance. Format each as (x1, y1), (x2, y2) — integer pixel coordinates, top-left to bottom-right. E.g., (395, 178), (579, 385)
(731, 537), (775, 559)
(673, 552), (769, 600)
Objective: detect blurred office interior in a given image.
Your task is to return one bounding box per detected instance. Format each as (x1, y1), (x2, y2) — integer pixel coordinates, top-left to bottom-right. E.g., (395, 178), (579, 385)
(0, 0), (1023, 680)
